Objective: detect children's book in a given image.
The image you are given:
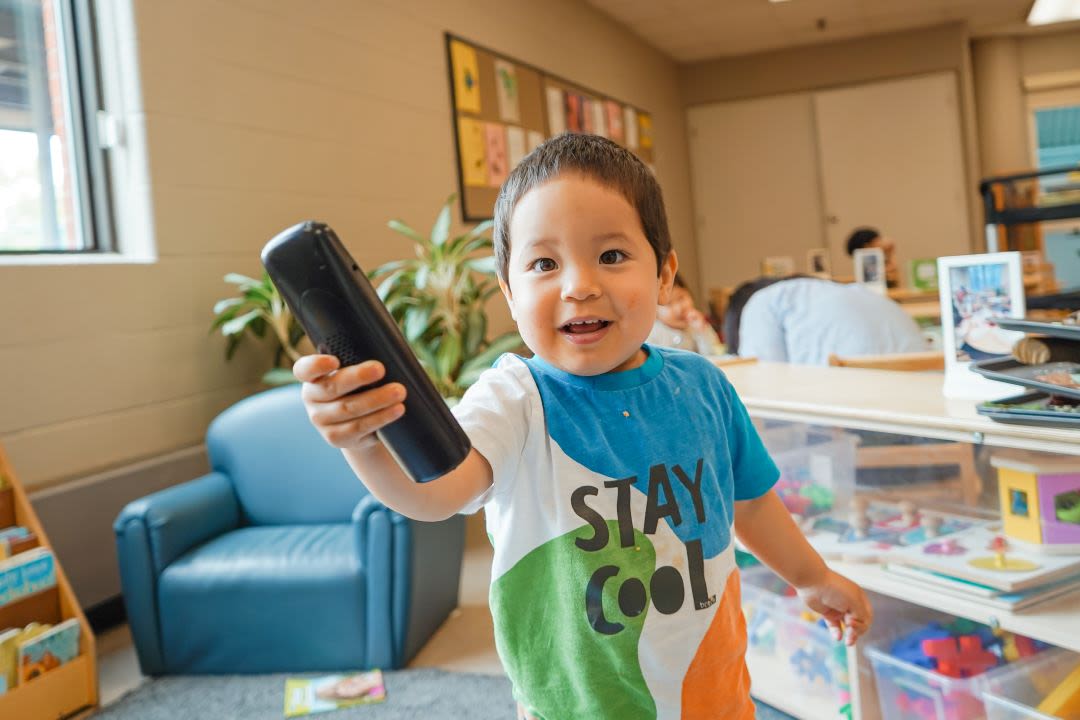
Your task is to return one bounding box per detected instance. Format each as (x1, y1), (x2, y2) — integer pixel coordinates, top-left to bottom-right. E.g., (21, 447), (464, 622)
(0, 628), (19, 695)
(284, 670), (386, 717)
(0, 527), (31, 559)
(0, 547), (56, 607)
(884, 563), (1080, 611)
(0, 623), (48, 691)
(18, 618), (79, 684)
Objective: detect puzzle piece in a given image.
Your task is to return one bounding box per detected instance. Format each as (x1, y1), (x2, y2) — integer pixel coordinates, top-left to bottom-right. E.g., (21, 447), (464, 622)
(921, 635), (999, 678)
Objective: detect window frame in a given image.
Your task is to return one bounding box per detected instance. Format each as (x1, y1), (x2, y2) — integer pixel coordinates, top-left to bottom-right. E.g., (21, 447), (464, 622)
(0, 0), (115, 256)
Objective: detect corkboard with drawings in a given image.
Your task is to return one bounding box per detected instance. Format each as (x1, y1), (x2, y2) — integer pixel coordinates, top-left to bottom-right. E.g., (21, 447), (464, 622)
(446, 33), (655, 221)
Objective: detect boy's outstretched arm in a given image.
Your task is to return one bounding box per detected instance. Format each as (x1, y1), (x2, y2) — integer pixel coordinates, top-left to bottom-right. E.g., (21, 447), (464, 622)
(734, 490), (873, 645)
(295, 355), (493, 522)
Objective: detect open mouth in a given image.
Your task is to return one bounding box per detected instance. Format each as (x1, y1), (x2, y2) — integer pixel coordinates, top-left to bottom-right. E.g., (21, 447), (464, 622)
(560, 319), (611, 335)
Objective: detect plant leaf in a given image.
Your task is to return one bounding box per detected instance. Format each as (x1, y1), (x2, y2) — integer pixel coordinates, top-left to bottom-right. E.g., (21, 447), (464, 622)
(387, 219), (426, 246)
(467, 256), (498, 275)
(430, 199), (452, 247)
(434, 332), (462, 381)
(457, 332), (523, 387)
(403, 305), (432, 342)
(462, 307), (485, 357)
(212, 297), (245, 315)
(220, 309), (262, 336)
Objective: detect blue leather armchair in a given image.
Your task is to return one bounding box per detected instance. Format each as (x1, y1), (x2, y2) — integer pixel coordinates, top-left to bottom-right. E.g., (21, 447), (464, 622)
(114, 384), (465, 675)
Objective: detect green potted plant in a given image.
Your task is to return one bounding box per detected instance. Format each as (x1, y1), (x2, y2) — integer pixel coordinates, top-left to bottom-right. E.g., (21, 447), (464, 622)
(373, 194), (522, 401)
(210, 271), (310, 386)
(211, 195), (522, 398)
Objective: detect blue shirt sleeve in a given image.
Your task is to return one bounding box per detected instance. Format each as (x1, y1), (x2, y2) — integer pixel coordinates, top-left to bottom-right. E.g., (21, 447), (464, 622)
(718, 372), (780, 501)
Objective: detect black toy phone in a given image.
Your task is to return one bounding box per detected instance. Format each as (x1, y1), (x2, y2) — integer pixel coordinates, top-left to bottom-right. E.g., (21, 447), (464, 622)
(261, 221), (471, 483)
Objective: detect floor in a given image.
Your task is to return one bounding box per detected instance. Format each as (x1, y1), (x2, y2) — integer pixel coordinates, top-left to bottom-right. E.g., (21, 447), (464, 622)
(97, 543), (502, 705)
(96, 536), (792, 718)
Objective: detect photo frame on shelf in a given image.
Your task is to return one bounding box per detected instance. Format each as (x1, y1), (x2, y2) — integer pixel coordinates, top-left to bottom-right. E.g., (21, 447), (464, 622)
(760, 255), (795, 278)
(853, 247), (886, 294)
(806, 247), (831, 278)
(909, 258), (939, 292)
(938, 252), (1025, 399)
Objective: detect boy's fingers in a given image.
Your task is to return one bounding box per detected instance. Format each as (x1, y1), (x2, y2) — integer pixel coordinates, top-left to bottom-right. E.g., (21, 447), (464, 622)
(303, 360), (385, 402)
(293, 354), (339, 383)
(309, 383), (407, 426)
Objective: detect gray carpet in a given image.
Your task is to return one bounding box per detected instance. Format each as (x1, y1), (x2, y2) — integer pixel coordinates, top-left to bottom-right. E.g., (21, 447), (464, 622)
(91, 668), (795, 719)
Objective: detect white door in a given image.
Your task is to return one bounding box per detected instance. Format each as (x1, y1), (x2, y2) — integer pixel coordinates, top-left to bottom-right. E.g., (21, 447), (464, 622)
(814, 72), (971, 281)
(687, 93), (825, 290)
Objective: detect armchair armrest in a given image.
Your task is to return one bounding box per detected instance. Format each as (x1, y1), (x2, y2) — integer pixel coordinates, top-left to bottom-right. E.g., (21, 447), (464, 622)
(114, 472), (240, 675)
(116, 471), (241, 573)
(352, 496), (465, 668)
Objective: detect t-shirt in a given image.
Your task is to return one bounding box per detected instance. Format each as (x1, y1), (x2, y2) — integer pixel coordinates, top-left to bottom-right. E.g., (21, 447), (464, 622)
(452, 346), (780, 720)
(738, 278), (927, 365)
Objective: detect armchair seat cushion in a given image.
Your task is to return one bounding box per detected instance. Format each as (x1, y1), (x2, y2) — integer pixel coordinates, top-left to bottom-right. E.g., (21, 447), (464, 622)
(158, 525), (366, 673)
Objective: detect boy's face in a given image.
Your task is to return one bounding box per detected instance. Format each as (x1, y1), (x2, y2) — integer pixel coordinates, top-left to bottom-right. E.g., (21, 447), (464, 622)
(499, 173), (676, 376)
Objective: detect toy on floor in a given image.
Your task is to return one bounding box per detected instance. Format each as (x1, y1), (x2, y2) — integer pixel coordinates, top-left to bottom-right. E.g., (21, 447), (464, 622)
(992, 453), (1080, 554)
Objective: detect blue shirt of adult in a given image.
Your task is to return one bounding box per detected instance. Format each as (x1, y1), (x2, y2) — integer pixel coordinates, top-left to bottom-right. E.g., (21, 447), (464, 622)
(738, 278), (928, 365)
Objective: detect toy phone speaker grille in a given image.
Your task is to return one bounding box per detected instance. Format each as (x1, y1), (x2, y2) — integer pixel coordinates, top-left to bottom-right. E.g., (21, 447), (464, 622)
(319, 333), (365, 369)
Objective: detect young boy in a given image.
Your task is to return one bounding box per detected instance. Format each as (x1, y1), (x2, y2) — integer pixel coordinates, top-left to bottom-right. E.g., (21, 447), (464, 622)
(294, 134), (872, 719)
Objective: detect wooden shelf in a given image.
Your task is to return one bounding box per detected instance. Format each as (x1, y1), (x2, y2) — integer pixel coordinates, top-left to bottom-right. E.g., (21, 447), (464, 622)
(0, 445), (97, 718)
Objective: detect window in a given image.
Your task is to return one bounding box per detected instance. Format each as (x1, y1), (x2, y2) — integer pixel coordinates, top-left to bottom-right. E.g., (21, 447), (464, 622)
(1010, 488), (1029, 518)
(0, 0), (112, 253)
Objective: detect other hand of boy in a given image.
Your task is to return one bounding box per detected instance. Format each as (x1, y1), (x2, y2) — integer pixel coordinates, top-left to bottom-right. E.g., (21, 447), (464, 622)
(293, 354), (407, 452)
(795, 569), (873, 646)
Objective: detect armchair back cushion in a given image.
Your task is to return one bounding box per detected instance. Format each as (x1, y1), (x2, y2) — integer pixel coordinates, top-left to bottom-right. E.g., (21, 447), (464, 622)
(207, 384), (367, 525)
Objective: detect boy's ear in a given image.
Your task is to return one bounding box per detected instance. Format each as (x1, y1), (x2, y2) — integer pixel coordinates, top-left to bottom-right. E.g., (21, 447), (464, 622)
(657, 251), (678, 305)
(498, 276), (516, 321)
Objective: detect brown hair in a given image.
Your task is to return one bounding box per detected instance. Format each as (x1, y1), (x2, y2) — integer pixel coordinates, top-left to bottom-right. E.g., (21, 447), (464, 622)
(492, 133), (671, 283)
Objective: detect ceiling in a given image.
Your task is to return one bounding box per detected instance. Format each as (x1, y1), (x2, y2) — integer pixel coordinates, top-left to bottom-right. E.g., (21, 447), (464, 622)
(584, 0), (1042, 62)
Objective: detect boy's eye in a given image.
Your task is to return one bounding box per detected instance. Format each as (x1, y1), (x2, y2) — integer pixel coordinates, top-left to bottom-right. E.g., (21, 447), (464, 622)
(530, 257), (557, 272)
(600, 249), (626, 264)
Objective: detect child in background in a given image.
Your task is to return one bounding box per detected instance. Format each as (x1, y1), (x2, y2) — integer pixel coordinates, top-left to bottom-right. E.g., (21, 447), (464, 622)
(647, 272), (723, 355)
(294, 133), (872, 719)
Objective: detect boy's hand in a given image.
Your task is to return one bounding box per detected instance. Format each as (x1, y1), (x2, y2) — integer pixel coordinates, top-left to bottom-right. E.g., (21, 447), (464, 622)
(293, 354), (407, 452)
(796, 569), (873, 646)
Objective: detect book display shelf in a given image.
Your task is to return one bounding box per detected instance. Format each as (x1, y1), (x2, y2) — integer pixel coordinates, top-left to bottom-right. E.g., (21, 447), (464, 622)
(0, 442), (97, 718)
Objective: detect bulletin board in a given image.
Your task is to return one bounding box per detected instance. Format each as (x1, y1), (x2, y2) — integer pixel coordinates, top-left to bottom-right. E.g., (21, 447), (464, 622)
(445, 33), (655, 221)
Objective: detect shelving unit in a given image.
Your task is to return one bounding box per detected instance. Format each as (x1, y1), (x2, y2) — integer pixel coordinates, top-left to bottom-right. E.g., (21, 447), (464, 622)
(719, 361), (1080, 720)
(0, 443), (97, 718)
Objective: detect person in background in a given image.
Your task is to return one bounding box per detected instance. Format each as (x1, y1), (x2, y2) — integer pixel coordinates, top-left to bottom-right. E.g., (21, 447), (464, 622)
(847, 227), (899, 288)
(647, 272), (723, 355)
(725, 276), (927, 365)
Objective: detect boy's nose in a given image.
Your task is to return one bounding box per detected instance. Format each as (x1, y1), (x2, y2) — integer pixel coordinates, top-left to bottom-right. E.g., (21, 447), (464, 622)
(560, 268), (601, 301)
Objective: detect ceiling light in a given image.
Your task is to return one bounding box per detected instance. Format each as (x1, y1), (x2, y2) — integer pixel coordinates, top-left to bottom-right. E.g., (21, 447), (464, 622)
(1028, 0), (1080, 25)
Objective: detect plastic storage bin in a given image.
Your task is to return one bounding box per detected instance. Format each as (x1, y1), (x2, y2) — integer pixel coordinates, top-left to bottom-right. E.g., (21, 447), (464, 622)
(759, 423), (857, 519)
(867, 620), (1053, 720)
(741, 567), (853, 720)
(983, 648), (1080, 720)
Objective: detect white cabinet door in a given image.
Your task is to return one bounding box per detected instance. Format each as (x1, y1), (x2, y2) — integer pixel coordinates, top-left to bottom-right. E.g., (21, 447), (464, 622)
(814, 72), (971, 281)
(687, 93), (825, 290)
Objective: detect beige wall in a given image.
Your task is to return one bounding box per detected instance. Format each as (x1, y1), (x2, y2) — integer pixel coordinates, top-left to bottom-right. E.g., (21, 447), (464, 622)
(973, 28), (1080, 175)
(679, 23), (983, 257)
(0, 0), (694, 489)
